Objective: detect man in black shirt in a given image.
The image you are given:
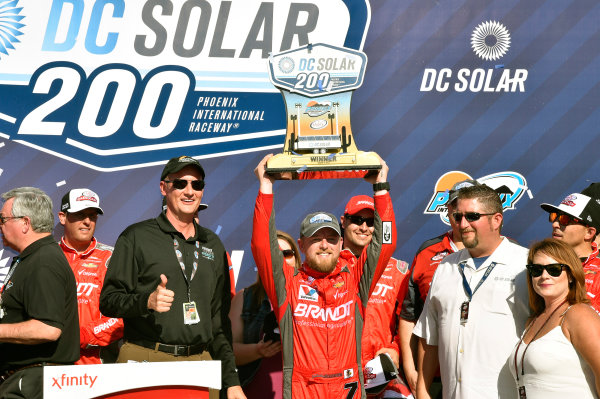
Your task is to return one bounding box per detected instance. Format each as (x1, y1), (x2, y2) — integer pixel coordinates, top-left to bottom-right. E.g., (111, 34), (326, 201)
(100, 156), (244, 399)
(0, 187), (79, 399)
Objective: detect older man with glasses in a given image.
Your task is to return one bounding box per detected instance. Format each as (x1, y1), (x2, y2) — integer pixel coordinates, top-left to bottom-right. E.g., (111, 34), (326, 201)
(540, 191), (600, 312)
(100, 156), (245, 399)
(414, 184), (529, 399)
(0, 187), (79, 399)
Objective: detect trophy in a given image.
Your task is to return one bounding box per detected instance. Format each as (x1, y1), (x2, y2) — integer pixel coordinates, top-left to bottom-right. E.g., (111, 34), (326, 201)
(266, 43), (381, 179)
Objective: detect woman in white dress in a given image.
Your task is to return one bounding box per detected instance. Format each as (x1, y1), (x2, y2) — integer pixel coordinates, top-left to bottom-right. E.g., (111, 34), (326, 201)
(509, 238), (600, 398)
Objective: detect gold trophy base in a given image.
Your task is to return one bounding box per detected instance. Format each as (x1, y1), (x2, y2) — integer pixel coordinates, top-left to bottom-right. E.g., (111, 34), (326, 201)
(266, 151), (381, 180)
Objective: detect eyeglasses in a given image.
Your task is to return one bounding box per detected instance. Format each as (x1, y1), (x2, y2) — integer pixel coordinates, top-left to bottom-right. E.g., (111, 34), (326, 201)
(452, 212), (496, 223)
(164, 179), (205, 191)
(282, 249), (295, 259)
(0, 215), (23, 225)
(526, 263), (567, 278)
(548, 212), (584, 227)
(345, 214), (374, 227)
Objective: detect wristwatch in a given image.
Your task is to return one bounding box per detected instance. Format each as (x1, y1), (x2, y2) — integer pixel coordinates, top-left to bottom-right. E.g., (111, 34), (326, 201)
(373, 182), (390, 192)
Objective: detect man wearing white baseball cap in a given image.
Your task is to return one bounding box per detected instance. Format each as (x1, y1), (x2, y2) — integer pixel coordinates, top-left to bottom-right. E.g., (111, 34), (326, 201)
(58, 188), (123, 364)
(540, 192), (600, 311)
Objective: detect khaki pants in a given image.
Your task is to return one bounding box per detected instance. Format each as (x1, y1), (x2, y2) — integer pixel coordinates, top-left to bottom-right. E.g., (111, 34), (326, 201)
(117, 341), (219, 399)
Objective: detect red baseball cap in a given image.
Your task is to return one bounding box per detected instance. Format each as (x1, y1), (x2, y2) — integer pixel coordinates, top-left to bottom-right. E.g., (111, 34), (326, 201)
(344, 195), (374, 215)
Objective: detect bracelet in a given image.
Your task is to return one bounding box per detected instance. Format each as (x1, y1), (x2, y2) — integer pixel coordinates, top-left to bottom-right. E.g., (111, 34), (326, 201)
(373, 182), (390, 192)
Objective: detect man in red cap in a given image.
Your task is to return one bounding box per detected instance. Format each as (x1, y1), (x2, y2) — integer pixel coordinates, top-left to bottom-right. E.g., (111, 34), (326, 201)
(341, 195), (413, 398)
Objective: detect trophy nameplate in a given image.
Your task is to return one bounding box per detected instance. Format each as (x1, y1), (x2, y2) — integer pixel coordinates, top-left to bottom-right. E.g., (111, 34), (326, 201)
(266, 43), (381, 179)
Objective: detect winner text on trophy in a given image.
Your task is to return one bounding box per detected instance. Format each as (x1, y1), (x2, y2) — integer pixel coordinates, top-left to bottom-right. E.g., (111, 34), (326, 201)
(266, 43), (382, 180)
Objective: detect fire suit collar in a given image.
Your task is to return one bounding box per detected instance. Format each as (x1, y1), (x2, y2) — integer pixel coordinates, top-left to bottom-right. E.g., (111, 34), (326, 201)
(583, 241), (599, 267)
(300, 250), (354, 278)
(60, 236), (97, 256)
(156, 212), (206, 242)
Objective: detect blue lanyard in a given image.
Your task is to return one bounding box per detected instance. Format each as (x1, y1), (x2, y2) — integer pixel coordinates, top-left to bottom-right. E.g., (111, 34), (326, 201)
(457, 261), (496, 301)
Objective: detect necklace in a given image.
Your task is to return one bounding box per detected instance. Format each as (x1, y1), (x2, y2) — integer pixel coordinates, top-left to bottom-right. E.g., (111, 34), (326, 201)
(513, 298), (568, 383)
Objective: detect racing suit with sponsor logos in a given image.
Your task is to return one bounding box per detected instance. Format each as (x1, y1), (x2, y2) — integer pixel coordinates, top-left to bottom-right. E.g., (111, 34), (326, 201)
(361, 257), (412, 398)
(582, 241), (600, 312)
(60, 237), (123, 364)
(251, 191), (396, 399)
(399, 232), (458, 322)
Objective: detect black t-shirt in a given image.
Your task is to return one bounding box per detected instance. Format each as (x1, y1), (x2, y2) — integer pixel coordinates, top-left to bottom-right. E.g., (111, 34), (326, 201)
(0, 235), (80, 371)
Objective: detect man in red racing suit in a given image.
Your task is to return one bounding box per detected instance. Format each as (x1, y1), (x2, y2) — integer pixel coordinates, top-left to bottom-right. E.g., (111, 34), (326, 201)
(58, 188), (123, 364)
(251, 155), (396, 399)
(340, 195), (412, 398)
(540, 191), (600, 312)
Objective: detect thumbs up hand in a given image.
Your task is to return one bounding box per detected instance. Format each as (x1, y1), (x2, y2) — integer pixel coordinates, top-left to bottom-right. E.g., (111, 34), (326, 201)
(147, 274), (175, 312)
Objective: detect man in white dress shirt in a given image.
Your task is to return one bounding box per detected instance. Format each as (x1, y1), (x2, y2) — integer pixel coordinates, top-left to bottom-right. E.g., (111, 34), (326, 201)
(414, 184), (529, 399)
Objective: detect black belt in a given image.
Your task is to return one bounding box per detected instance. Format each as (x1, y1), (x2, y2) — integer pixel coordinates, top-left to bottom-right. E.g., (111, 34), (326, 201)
(0, 362), (62, 384)
(130, 340), (208, 357)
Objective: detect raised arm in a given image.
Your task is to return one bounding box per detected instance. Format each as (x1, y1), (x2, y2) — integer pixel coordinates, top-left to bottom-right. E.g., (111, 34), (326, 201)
(251, 154), (286, 316)
(357, 157), (397, 301)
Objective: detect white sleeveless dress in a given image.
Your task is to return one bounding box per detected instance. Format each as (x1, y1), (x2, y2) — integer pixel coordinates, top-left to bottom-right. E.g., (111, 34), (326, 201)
(509, 325), (597, 398)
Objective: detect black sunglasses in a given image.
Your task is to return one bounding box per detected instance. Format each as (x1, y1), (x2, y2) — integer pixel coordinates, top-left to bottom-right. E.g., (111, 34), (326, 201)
(345, 214), (374, 227)
(164, 179), (205, 191)
(526, 263), (567, 278)
(452, 212), (495, 223)
(282, 249), (295, 259)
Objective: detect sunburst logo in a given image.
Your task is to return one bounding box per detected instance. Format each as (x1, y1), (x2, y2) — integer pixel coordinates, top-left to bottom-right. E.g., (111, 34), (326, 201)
(471, 21), (511, 61)
(278, 57), (295, 74)
(0, 0), (25, 59)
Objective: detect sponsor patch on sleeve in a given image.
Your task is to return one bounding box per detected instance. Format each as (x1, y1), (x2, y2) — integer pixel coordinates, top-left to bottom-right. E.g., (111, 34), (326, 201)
(382, 221), (392, 244)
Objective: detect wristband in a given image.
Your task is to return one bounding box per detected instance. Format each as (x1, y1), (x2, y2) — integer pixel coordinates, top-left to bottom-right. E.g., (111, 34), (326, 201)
(373, 182), (390, 192)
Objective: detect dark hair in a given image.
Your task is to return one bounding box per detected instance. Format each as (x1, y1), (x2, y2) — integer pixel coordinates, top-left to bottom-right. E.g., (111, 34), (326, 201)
(526, 238), (589, 316)
(456, 184), (503, 215)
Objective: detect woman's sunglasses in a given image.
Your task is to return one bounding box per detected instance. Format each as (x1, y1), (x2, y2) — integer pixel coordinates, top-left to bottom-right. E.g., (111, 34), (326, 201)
(282, 249), (295, 259)
(526, 263), (567, 278)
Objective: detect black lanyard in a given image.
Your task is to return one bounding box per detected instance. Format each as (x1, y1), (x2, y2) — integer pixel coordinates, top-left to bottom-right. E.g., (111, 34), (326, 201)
(173, 237), (199, 302)
(458, 260), (496, 301)
(0, 257), (20, 294)
(513, 299), (568, 382)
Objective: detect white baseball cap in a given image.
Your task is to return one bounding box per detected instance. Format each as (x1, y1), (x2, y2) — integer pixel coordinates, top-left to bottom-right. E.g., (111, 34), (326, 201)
(363, 353), (400, 395)
(61, 189), (103, 214)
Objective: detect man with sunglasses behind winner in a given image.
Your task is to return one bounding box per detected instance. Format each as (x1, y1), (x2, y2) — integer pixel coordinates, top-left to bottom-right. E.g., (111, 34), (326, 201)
(414, 184), (529, 399)
(341, 195), (412, 398)
(540, 191), (600, 311)
(100, 156), (244, 399)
